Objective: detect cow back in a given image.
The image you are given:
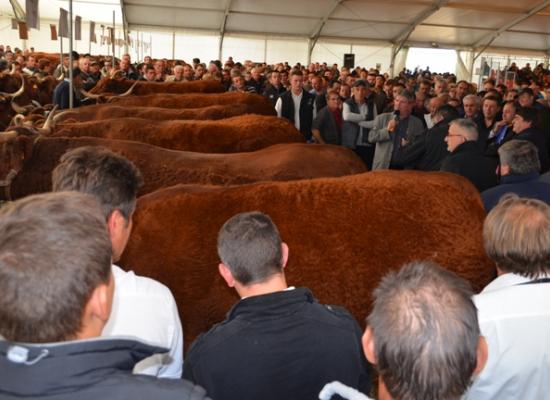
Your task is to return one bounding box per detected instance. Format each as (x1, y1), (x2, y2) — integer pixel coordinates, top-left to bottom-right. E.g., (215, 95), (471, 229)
(120, 171), (494, 350)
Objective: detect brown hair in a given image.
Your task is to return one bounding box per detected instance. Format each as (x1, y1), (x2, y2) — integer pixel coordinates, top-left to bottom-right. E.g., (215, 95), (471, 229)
(484, 194), (550, 278)
(0, 192), (112, 342)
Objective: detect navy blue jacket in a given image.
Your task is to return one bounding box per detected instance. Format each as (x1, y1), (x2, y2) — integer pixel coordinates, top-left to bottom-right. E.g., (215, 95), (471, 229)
(0, 339), (210, 400)
(481, 172), (550, 212)
(183, 287), (371, 400)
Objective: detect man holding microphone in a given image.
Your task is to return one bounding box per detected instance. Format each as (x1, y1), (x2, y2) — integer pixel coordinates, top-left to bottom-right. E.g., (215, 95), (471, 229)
(369, 90), (425, 170)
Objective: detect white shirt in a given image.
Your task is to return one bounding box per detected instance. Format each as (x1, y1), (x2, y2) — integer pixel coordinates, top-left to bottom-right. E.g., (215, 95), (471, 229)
(102, 265), (184, 379)
(464, 272), (550, 400)
(275, 90), (317, 132)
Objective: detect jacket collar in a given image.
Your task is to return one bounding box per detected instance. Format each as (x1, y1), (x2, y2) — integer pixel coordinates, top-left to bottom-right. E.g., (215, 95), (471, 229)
(227, 287), (315, 320)
(501, 171), (540, 184)
(451, 140), (480, 155)
(0, 338), (166, 397)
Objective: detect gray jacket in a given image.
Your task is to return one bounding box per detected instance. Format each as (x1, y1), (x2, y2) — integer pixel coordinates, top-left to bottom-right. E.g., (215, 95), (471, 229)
(368, 112), (425, 170)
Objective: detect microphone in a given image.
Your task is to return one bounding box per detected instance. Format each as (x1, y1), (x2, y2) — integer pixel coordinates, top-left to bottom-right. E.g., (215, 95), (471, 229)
(394, 109), (400, 121)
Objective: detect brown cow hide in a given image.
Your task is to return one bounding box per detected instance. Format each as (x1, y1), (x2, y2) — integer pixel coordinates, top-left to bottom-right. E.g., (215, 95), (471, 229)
(106, 92), (276, 115)
(120, 171), (495, 350)
(51, 115), (304, 152)
(89, 77), (224, 95)
(53, 103), (270, 124)
(9, 139), (366, 199)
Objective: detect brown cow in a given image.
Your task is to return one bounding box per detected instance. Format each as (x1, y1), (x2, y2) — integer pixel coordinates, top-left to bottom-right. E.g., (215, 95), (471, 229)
(49, 115), (304, 152)
(52, 103), (271, 124)
(120, 172), (495, 350)
(105, 92), (276, 115)
(0, 130), (365, 200)
(89, 77), (224, 95)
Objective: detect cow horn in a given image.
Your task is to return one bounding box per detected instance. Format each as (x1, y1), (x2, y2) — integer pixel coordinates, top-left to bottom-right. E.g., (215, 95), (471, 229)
(57, 73), (65, 81)
(79, 88), (102, 99)
(38, 105), (58, 135)
(11, 101), (29, 115)
(53, 110), (70, 123)
(9, 64), (16, 74)
(117, 80), (138, 97)
(111, 69), (124, 79)
(0, 77), (25, 99)
(31, 100), (42, 108)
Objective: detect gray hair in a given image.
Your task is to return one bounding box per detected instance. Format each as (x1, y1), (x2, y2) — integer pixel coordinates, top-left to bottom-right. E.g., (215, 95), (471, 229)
(367, 261), (479, 400)
(463, 94), (480, 107)
(498, 140), (540, 175)
(217, 211), (283, 285)
(484, 194), (550, 278)
(450, 118), (479, 141)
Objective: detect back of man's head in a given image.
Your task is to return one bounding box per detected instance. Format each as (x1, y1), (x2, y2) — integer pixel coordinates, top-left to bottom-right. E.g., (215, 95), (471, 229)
(217, 211), (283, 285)
(484, 195), (550, 278)
(434, 104), (459, 123)
(516, 106), (539, 128)
(51, 146), (142, 221)
(498, 140), (541, 175)
(366, 261), (480, 400)
(450, 118), (479, 141)
(0, 192), (112, 343)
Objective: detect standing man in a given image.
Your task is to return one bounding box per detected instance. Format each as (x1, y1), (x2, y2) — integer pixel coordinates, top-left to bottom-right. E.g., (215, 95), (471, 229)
(262, 71), (286, 107)
(275, 70), (317, 141)
(369, 90), (425, 170)
(342, 80), (378, 168)
(482, 140), (550, 212)
(441, 118), (497, 192)
(183, 212), (371, 400)
(464, 195), (550, 400)
(0, 192), (210, 399)
(51, 147), (183, 379)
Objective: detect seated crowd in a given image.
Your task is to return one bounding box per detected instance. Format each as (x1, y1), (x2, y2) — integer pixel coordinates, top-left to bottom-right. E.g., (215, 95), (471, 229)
(1, 46), (550, 399)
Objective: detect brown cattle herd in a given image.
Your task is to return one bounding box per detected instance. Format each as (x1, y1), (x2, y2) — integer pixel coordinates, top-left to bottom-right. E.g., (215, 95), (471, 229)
(0, 51), (494, 350)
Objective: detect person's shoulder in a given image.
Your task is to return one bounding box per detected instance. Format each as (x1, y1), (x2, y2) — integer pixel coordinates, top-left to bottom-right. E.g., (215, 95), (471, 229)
(106, 373), (211, 400)
(111, 265), (175, 303)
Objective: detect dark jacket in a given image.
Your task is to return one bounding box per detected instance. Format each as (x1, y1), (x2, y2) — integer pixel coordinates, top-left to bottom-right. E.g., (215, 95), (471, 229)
(183, 287), (371, 400)
(0, 339), (210, 400)
(514, 128), (550, 173)
(280, 90), (316, 140)
(342, 95), (376, 149)
(53, 80), (80, 110)
(312, 106), (341, 145)
(440, 140), (498, 192)
(481, 172), (550, 212)
(262, 84), (286, 107)
(394, 117), (452, 171)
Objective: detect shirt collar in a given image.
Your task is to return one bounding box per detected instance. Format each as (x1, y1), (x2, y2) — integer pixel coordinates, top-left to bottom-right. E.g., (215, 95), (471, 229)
(481, 272), (550, 293)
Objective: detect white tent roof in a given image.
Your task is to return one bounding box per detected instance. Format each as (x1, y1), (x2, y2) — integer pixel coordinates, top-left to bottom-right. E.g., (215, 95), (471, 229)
(122, 0), (550, 53)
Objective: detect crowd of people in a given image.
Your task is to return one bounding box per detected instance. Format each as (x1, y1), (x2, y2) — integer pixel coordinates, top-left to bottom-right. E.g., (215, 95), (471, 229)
(1, 45), (550, 399)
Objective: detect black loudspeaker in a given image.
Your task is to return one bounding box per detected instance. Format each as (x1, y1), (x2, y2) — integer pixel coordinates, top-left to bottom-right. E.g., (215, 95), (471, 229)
(344, 53), (355, 69)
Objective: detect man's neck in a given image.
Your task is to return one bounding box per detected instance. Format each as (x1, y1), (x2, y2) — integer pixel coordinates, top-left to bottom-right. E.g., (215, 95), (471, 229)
(236, 275), (288, 299)
(292, 89), (303, 96)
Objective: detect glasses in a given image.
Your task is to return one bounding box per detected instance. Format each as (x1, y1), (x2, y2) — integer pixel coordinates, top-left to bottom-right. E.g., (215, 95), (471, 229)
(446, 134), (465, 139)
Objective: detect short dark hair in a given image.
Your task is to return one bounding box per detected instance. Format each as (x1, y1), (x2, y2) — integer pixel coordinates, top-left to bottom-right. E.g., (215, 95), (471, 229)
(398, 90), (416, 102)
(217, 211), (283, 285)
(367, 261), (479, 400)
(51, 146), (142, 221)
(484, 194), (550, 278)
(434, 104), (459, 121)
(498, 139), (540, 174)
(0, 192), (112, 342)
(516, 106), (539, 127)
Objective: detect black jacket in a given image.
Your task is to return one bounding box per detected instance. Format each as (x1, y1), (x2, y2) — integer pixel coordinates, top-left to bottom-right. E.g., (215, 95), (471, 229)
(0, 339), (211, 400)
(279, 90), (316, 140)
(514, 128), (550, 173)
(262, 84), (286, 107)
(440, 140), (498, 192)
(394, 117), (452, 171)
(183, 287), (371, 400)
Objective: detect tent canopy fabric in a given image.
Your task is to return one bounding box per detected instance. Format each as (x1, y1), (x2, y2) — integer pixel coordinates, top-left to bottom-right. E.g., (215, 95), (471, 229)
(122, 0), (550, 53)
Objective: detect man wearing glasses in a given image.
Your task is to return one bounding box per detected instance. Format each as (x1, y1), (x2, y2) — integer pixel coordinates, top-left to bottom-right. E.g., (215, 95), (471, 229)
(441, 118), (497, 191)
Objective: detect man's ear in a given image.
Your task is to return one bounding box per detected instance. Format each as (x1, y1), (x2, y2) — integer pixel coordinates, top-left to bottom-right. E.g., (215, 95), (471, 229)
(106, 209), (123, 241)
(218, 262), (235, 288)
(362, 326), (377, 364)
(474, 336), (489, 376)
(500, 164), (511, 176)
(281, 242), (289, 269)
